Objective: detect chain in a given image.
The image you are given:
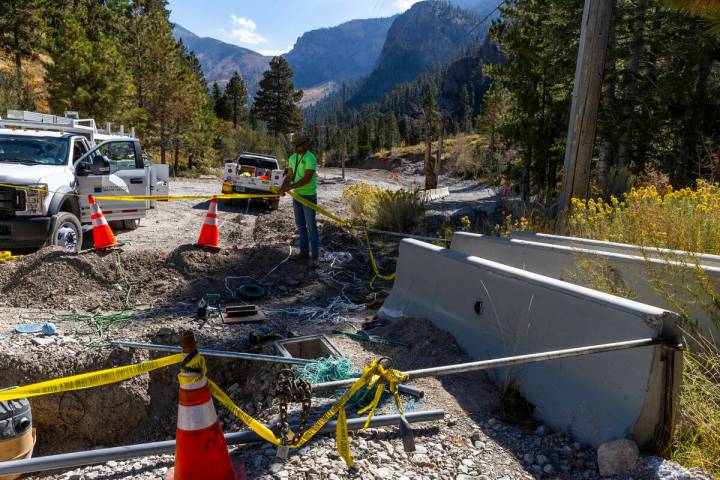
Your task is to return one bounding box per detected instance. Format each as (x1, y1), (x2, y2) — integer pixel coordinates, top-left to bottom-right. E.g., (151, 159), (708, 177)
(274, 369), (312, 445)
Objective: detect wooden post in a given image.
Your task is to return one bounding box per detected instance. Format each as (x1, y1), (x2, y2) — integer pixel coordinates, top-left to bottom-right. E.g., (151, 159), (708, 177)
(558, 0), (615, 231)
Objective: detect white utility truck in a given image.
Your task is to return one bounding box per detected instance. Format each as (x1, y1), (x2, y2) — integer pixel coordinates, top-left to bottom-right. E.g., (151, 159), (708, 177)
(222, 152), (284, 210)
(0, 110), (169, 252)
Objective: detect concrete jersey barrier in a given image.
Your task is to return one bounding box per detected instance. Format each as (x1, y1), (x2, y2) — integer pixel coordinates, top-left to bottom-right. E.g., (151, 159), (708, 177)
(511, 231), (720, 269)
(452, 232), (720, 345)
(380, 238), (681, 449)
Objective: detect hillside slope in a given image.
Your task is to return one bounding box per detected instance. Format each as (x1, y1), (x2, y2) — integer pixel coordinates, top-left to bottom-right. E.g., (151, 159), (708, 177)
(173, 24), (270, 95)
(284, 16), (397, 89)
(349, 1), (481, 107)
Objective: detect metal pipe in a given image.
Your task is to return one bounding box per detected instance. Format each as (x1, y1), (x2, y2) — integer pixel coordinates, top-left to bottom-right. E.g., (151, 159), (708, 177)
(0, 410), (444, 476)
(111, 341), (313, 366)
(112, 342), (424, 397)
(313, 337), (666, 392)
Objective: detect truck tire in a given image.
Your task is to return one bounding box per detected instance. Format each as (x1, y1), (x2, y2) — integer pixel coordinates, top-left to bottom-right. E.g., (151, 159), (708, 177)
(269, 199), (279, 211)
(122, 218), (140, 230)
(49, 213), (82, 253)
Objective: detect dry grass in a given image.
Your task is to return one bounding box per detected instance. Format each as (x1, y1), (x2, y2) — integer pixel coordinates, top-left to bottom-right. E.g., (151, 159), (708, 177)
(342, 183), (425, 232)
(671, 336), (720, 475)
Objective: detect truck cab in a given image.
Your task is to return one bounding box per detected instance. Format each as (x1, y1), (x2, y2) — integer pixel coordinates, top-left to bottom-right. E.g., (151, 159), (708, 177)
(0, 110), (169, 252)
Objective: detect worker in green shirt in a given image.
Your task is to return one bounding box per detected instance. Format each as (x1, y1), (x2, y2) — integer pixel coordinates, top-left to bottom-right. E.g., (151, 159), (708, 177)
(278, 132), (319, 263)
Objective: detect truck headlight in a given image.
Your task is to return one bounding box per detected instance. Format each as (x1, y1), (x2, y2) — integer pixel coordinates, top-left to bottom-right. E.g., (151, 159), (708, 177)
(24, 184), (48, 215)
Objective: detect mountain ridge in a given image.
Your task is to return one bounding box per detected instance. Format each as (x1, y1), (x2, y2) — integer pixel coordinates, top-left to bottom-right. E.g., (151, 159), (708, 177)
(349, 1), (483, 107)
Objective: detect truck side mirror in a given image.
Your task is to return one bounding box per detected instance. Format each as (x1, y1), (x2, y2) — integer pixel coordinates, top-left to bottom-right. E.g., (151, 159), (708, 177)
(76, 162), (91, 176)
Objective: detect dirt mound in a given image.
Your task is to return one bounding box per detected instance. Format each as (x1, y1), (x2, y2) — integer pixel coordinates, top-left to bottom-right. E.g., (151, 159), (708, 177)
(0, 244), (298, 311)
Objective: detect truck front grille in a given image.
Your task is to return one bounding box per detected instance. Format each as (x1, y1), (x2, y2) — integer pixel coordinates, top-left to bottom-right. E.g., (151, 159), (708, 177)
(0, 187), (26, 213)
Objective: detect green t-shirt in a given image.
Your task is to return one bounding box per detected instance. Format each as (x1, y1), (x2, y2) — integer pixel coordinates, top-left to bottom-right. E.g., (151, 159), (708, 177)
(288, 150), (318, 196)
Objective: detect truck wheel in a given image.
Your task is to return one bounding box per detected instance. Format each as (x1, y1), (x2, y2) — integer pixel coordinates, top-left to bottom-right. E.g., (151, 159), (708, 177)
(269, 199), (279, 211)
(49, 213), (82, 253)
(122, 218), (140, 230)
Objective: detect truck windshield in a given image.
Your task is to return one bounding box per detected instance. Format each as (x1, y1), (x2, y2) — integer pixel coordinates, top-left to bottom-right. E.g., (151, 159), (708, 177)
(236, 156), (277, 171)
(0, 135), (70, 166)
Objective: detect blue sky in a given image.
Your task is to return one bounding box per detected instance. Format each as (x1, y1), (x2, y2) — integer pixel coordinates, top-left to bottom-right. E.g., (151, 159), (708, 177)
(168, 0), (422, 55)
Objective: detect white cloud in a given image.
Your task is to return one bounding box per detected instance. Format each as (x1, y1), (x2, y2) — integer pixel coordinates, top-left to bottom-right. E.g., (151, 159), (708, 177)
(258, 46), (293, 57)
(231, 15), (257, 31)
(392, 0), (422, 11)
(228, 15), (267, 45)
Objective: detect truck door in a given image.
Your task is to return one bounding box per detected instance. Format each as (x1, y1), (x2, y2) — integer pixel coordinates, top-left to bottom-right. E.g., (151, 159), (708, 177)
(148, 162), (170, 210)
(75, 139), (149, 223)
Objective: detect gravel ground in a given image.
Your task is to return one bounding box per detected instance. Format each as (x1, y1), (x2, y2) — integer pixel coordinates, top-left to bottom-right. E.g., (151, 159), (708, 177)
(0, 173), (712, 480)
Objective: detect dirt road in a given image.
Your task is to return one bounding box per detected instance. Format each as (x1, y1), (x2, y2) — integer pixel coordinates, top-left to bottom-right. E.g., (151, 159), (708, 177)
(116, 168), (497, 252)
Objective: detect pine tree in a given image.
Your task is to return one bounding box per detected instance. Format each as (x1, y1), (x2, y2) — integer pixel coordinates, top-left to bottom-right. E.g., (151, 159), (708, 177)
(211, 83), (230, 120)
(252, 56), (304, 136)
(225, 71), (248, 128)
(46, 13), (133, 121)
(460, 85), (473, 132)
(0, 0), (44, 76)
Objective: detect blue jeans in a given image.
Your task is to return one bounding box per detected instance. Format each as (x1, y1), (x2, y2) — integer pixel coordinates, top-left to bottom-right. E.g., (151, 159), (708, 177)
(293, 194), (319, 258)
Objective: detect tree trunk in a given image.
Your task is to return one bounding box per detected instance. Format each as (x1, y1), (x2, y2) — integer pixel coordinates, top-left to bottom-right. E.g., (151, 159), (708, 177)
(160, 116), (166, 165)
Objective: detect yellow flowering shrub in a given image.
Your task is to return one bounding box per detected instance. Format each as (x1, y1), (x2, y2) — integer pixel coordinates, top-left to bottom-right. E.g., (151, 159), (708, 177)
(568, 180), (720, 255)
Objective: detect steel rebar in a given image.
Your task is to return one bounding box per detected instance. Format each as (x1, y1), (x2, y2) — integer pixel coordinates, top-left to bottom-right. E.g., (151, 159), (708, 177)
(312, 337), (667, 392)
(112, 340), (313, 366)
(0, 410), (444, 476)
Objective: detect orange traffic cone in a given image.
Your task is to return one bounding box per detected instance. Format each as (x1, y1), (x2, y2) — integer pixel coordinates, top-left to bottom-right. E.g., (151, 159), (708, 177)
(88, 195), (118, 250)
(167, 332), (244, 480)
(197, 198), (220, 251)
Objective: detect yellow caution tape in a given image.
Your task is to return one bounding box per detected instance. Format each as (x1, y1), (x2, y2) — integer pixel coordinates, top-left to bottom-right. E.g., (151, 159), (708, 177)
(206, 357), (407, 466)
(286, 191), (395, 283)
(0, 354), (184, 402)
(0, 182), (278, 202)
(0, 251), (16, 262)
(208, 380), (283, 446)
(336, 407), (353, 466)
(287, 191), (351, 228)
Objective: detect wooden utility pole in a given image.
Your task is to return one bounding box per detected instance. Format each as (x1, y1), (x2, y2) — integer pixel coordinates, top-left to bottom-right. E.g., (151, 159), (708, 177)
(558, 0), (615, 231)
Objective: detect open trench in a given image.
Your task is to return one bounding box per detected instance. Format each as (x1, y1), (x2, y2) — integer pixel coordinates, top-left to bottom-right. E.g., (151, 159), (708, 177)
(0, 330), (292, 457)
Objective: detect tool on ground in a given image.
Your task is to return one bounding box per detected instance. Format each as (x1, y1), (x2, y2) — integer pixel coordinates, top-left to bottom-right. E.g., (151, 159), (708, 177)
(111, 340), (312, 366)
(221, 305), (265, 325)
(398, 415), (416, 453)
(88, 195), (118, 251)
(274, 369), (312, 459)
(332, 329), (410, 348)
(197, 198), (220, 251)
(248, 332), (283, 345)
(166, 331), (243, 480)
(362, 316), (386, 330)
(197, 294), (221, 324)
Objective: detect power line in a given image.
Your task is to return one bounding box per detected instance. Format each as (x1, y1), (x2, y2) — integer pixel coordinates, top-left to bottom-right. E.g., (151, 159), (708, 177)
(466, 0), (507, 38)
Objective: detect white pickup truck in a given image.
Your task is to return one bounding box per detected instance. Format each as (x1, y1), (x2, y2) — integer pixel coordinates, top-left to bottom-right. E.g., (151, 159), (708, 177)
(222, 152), (284, 210)
(0, 110), (169, 252)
